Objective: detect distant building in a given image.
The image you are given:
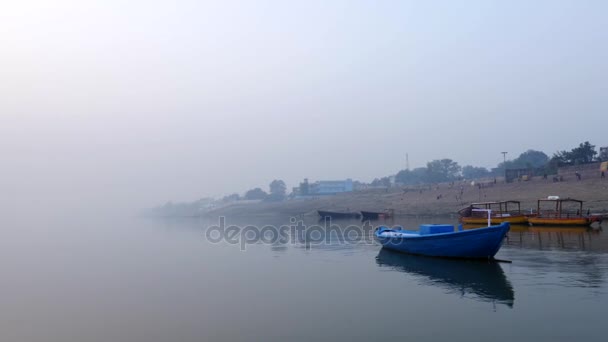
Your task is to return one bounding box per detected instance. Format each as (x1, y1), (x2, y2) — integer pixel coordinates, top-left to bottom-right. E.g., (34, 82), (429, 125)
(291, 178), (355, 198)
(600, 146), (608, 161)
(309, 179), (353, 195)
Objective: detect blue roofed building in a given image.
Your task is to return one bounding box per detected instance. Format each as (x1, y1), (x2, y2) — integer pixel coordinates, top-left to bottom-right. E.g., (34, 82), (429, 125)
(309, 179), (353, 195)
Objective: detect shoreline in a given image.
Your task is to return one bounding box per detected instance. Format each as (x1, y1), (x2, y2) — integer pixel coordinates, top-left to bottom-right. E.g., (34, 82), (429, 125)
(200, 176), (608, 219)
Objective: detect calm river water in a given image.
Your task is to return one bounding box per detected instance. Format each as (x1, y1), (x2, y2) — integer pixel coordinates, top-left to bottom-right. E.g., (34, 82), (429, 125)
(1, 214), (606, 342)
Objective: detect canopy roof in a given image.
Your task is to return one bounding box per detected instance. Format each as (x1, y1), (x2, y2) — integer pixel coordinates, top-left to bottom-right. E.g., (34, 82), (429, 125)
(538, 198), (583, 204)
(471, 201), (521, 206)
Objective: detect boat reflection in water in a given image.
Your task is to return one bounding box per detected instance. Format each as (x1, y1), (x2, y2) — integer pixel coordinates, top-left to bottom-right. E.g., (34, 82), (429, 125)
(497, 225), (602, 251)
(376, 249), (514, 308)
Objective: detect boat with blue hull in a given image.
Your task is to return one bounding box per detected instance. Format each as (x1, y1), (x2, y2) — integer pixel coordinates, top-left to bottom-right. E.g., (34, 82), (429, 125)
(375, 222), (510, 259)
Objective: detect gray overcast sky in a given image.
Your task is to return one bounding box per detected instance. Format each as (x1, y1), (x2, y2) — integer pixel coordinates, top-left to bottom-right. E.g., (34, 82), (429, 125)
(1, 0), (607, 212)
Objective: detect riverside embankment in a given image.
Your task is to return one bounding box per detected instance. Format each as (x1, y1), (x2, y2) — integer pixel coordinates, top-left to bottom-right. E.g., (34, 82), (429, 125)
(206, 176), (608, 218)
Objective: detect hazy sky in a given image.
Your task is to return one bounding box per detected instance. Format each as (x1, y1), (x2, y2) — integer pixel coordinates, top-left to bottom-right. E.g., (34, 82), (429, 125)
(1, 0), (607, 211)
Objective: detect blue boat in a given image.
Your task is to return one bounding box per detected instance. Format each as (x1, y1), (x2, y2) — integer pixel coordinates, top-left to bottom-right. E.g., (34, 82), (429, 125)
(375, 222), (510, 259)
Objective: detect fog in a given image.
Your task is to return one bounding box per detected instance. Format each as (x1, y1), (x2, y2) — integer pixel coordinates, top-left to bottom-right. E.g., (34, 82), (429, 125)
(1, 0), (607, 213)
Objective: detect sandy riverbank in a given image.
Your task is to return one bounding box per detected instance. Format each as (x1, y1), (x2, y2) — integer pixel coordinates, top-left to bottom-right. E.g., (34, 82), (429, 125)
(205, 176), (608, 218)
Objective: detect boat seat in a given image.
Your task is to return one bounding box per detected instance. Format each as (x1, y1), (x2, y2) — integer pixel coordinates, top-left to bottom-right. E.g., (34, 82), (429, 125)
(419, 224), (455, 235)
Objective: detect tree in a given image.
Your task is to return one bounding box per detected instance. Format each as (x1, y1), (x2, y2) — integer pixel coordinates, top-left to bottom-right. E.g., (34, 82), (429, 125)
(549, 142), (597, 166)
(569, 141), (596, 164)
(426, 159), (461, 183)
(462, 165), (490, 180)
(513, 150), (549, 168)
(267, 179), (287, 201)
(371, 177), (391, 187)
(497, 150), (549, 170)
(244, 188), (268, 200)
(222, 193), (240, 202)
(549, 150), (571, 167)
(395, 167), (428, 185)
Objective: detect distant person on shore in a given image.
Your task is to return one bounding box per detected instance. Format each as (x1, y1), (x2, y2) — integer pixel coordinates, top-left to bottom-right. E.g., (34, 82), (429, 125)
(575, 171), (581, 181)
(602, 171), (605, 178)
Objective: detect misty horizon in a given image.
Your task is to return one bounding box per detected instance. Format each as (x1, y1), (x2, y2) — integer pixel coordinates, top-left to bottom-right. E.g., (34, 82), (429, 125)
(2, 0), (606, 212)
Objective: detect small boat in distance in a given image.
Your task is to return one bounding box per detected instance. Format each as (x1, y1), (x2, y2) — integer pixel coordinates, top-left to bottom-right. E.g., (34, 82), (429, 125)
(360, 209), (394, 220)
(527, 197), (603, 226)
(375, 220), (510, 259)
(317, 210), (361, 220)
(459, 201), (528, 225)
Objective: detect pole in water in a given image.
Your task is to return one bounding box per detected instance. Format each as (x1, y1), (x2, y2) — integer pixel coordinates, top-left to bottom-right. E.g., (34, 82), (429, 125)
(492, 258), (513, 263)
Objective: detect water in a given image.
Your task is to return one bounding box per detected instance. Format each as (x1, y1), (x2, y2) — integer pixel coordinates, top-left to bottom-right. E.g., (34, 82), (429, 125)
(1, 214), (606, 342)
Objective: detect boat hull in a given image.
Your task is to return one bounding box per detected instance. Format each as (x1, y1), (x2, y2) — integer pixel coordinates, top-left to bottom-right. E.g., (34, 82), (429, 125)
(460, 215), (528, 225)
(375, 223), (510, 259)
(360, 211), (390, 220)
(527, 217), (590, 226)
(317, 210), (361, 220)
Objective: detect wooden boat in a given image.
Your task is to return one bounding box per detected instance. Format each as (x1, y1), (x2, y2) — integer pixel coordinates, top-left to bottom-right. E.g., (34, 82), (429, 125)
(375, 222), (510, 259)
(317, 210), (361, 220)
(360, 209), (394, 220)
(459, 201), (528, 225)
(375, 249), (514, 307)
(527, 198), (603, 226)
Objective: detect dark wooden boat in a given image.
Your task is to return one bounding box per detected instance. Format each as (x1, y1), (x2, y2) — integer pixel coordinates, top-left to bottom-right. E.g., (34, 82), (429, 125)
(317, 210), (361, 220)
(360, 209), (393, 220)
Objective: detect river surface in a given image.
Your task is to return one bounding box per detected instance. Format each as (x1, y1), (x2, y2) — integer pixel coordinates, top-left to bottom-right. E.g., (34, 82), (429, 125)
(1, 214), (607, 342)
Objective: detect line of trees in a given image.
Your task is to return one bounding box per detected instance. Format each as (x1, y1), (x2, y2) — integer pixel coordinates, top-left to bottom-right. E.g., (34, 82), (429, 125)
(235, 141), (605, 201)
(394, 159), (466, 185)
(237, 179), (287, 202)
(151, 142), (605, 216)
(549, 141), (598, 166)
(390, 141), (604, 185)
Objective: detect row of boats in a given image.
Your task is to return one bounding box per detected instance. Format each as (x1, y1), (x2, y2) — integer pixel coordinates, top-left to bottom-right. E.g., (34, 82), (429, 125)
(317, 209), (394, 221)
(458, 198), (605, 227)
(319, 197), (605, 227)
(324, 197), (606, 260)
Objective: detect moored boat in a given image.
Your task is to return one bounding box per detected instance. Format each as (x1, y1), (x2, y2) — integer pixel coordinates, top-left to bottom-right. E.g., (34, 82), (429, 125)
(459, 201), (528, 225)
(375, 222), (510, 259)
(360, 209), (394, 220)
(317, 210), (361, 220)
(527, 197), (603, 226)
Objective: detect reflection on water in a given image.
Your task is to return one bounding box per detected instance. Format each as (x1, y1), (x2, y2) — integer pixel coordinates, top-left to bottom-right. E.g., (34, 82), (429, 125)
(462, 223), (605, 252)
(376, 249), (514, 307)
(2, 215), (607, 341)
(198, 216), (608, 254)
(505, 225), (604, 251)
